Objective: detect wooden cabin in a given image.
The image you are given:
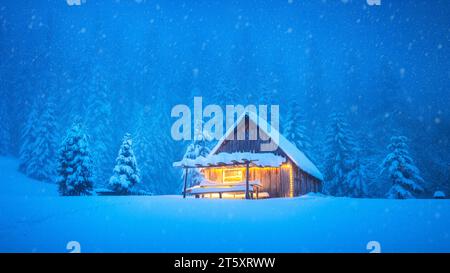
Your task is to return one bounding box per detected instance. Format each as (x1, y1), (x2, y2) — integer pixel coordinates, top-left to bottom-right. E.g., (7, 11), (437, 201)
(174, 112), (323, 199)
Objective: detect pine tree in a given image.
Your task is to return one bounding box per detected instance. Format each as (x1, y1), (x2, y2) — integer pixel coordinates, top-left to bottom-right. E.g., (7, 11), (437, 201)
(133, 106), (155, 193)
(304, 37), (325, 116)
(381, 136), (424, 199)
(323, 112), (357, 196)
(212, 75), (238, 105)
(57, 123), (94, 196)
(181, 125), (211, 190)
(0, 95), (11, 155)
(134, 99), (179, 195)
(109, 133), (140, 194)
(258, 69), (280, 106)
(257, 76), (274, 105)
(65, 65), (91, 123)
(283, 101), (312, 156)
(27, 96), (59, 182)
(357, 131), (380, 197)
(151, 105), (178, 194)
(345, 150), (368, 198)
(153, 103), (181, 194)
(85, 67), (113, 186)
(19, 100), (40, 173)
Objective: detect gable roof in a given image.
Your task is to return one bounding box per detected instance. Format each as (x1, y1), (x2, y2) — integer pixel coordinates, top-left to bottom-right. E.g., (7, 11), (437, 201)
(210, 111), (324, 181)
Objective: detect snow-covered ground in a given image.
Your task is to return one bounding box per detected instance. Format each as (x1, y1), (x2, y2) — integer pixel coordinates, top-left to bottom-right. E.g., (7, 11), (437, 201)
(0, 156), (449, 253)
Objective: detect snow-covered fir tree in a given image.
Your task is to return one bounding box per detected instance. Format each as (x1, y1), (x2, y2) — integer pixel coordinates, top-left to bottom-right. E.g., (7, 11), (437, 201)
(65, 66), (91, 123)
(356, 131), (379, 197)
(109, 133), (140, 195)
(57, 123), (94, 196)
(258, 74), (278, 106)
(212, 75), (238, 105)
(152, 109), (178, 194)
(381, 136), (424, 199)
(133, 106), (155, 193)
(345, 149), (369, 198)
(26, 96), (59, 182)
(323, 112), (358, 197)
(0, 95), (11, 155)
(133, 99), (179, 195)
(85, 67), (113, 186)
(283, 101), (312, 156)
(180, 125), (211, 190)
(19, 100), (40, 173)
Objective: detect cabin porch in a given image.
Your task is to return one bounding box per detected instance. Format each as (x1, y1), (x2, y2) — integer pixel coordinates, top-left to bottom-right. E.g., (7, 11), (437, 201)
(173, 152), (287, 199)
(186, 179), (269, 199)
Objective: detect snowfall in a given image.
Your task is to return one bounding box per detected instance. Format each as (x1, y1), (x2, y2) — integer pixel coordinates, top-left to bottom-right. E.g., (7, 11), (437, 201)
(0, 156), (449, 253)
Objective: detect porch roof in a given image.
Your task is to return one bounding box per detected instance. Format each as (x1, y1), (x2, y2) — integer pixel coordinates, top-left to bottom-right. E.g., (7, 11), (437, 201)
(173, 152), (286, 169)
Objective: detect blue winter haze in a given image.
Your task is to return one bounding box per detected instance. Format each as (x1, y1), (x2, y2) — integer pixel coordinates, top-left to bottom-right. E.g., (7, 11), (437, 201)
(0, 0), (449, 196)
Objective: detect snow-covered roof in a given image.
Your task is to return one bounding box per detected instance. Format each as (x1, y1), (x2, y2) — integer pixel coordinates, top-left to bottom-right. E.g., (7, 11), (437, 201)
(433, 191), (446, 198)
(210, 111), (324, 181)
(173, 152), (286, 168)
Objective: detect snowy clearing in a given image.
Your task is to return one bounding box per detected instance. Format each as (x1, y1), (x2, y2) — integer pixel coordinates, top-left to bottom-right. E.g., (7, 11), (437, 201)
(0, 157), (449, 253)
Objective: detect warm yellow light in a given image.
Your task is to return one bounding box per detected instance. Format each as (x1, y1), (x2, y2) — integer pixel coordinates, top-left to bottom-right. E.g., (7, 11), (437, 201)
(202, 165), (294, 197)
(282, 163), (294, 198)
(289, 165), (294, 197)
(204, 166), (280, 184)
(253, 167), (279, 170)
(223, 168), (244, 183)
(200, 192), (248, 199)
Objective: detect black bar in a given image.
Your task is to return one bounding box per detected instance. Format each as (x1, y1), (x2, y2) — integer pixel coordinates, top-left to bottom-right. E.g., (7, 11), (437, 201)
(0, 253), (447, 272)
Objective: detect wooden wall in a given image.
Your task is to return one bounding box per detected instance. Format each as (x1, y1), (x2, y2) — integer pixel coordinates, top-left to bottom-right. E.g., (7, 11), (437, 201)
(216, 115), (286, 156)
(203, 166), (287, 197)
(294, 166), (321, 196)
(202, 162), (321, 198)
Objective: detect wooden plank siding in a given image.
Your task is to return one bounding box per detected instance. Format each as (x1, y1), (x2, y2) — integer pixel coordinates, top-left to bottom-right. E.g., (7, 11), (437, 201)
(202, 161), (321, 198)
(203, 167), (283, 197)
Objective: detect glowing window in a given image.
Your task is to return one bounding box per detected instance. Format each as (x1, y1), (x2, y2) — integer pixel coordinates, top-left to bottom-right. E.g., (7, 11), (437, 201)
(222, 169), (243, 183)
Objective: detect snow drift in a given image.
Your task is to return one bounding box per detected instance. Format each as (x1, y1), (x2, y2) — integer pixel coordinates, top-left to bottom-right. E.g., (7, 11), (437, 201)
(0, 157), (449, 253)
